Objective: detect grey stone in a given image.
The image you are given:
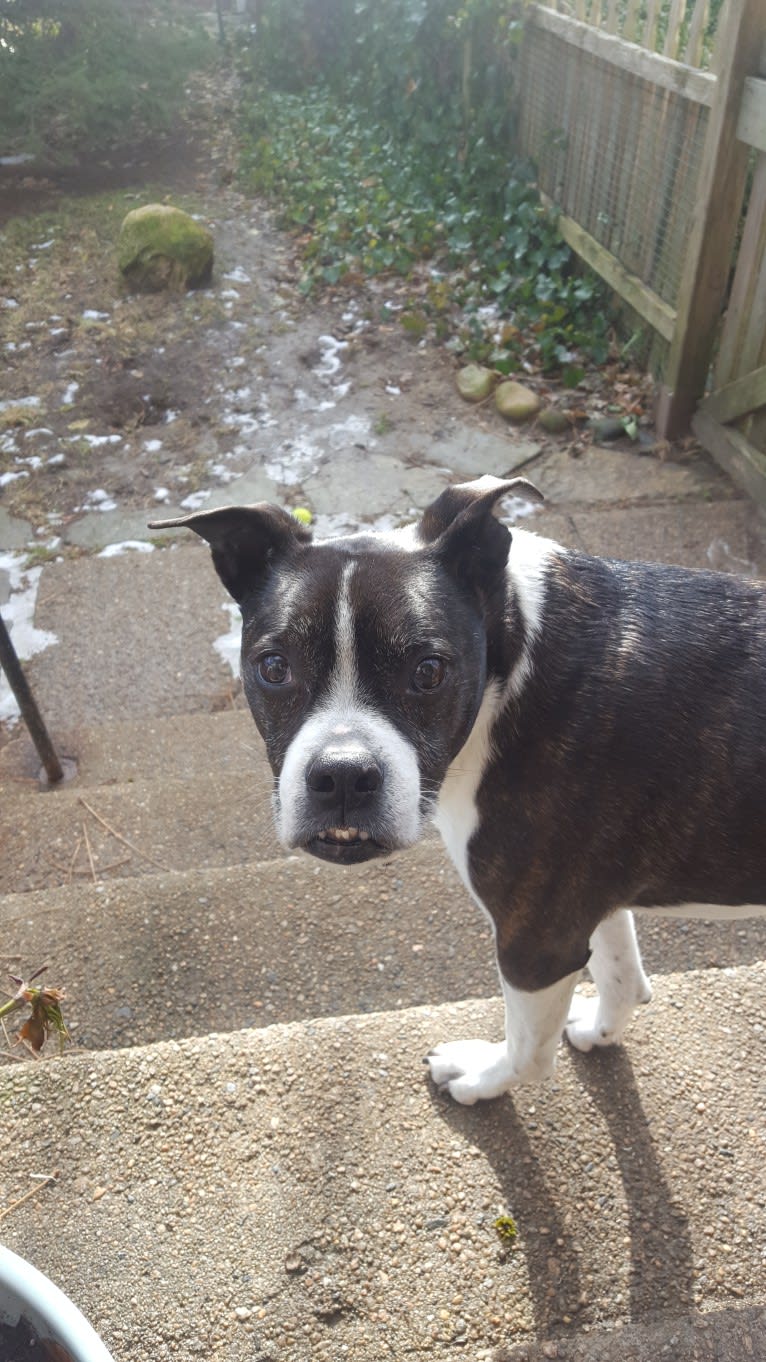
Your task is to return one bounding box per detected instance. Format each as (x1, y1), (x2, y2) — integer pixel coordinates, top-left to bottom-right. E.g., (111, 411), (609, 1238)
(590, 415), (628, 442)
(538, 407), (571, 435)
(0, 506), (33, 551)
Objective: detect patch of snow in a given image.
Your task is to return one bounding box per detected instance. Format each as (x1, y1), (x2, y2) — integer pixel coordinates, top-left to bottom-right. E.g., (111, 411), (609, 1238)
(706, 537), (755, 575)
(0, 154), (34, 166)
(333, 381), (351, 400)
(180, 489), (211, 511)
(327, 413), (373, 450)
(153, 487), (170, 503)
(68, 434), (121, 448)
(0, 552), (58, 723)
(32, 239), (54, 251)
(47, 453), (66, 466)
(221, 289), (240, 300)
(0, 395), (41, 414)
(144, 439), (163, 453)
(61, 381), (80, 404)
(164, 410), (179, 424)
(2, 298), (19, 310)
(385, 385), (401, 396)
(314, 335), (348, 380)
(24, 428), (54, 439)
(264, 431), (321, 487)
(209, 462), (237, 483)
(213, 601), (241, 678)
(98, 541), (155, 558)
(79, 488), (117, 512)
(82, 309), (110, 321)
(0, 470), (29, 488)
(229, 356), (246, 368)
(223, 267), (251, 284)
(498, 495), (542, 523)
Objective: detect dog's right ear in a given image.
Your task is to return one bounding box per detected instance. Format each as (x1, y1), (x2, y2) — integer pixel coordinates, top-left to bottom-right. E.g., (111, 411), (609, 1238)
(148, 504), (312, 603)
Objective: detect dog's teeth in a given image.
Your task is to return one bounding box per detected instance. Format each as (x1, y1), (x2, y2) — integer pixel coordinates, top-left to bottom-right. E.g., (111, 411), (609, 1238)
(347, 826), (358, 839)
(359, 830), (370, 841)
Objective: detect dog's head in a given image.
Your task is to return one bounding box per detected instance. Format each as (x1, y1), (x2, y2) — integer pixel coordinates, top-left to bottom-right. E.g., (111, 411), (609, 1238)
(151, 475), (541, 863)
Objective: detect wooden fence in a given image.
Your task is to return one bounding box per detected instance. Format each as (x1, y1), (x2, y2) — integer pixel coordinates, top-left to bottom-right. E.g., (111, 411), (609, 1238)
(518, 0), (766, 497)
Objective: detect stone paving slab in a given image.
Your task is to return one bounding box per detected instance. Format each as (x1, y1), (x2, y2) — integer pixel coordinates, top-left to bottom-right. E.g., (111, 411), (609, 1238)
(22, 543), (237, 728)
(0, 768), (279, 892)
(2, 844), (764, 1050)
(570, 499), (766, 576)
(533, 444), (732, 506)
(1, 965), (764, 1361)
(0, 708), (261, 789)
(495, 1306), (766, 1361)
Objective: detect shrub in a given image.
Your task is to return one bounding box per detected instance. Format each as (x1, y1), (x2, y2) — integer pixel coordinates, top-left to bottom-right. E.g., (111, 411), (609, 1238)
(0, 0), (212, 162)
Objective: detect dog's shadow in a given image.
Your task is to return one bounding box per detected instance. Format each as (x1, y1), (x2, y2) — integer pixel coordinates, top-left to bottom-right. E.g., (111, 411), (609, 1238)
(429, 1044), (694, 1341)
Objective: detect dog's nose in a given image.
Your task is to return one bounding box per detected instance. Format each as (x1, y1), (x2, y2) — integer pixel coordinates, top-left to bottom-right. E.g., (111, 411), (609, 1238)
(306, 752), (382, 814)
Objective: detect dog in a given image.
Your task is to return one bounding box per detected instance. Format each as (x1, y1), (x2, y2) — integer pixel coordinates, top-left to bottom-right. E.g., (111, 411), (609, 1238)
(151, 475), (766, 1104)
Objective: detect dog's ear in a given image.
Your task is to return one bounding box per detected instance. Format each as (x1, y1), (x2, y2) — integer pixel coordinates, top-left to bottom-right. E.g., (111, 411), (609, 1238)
(148, 504), (311, 603)
(419, 476), (543, 596)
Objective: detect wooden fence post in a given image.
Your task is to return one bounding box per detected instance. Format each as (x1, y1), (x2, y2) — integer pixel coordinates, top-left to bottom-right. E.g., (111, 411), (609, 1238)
(654, 0), (763, 439)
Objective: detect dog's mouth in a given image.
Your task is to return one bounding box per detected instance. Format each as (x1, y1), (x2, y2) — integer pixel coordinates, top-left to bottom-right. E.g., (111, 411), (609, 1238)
(305, 825), (390, 864)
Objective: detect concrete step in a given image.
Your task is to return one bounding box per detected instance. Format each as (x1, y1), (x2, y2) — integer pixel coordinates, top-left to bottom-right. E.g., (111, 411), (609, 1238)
(16, 542), (238, 729)
(0, 708), (264, 791)
(2, 844), (765, 1050)
(0, 768), (279, 893)
(1, 964), (764, 1361)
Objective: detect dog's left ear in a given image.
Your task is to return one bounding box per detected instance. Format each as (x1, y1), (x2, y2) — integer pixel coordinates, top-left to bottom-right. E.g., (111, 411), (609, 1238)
(419, 476), (543, 596)
(148, 504), (311, 603)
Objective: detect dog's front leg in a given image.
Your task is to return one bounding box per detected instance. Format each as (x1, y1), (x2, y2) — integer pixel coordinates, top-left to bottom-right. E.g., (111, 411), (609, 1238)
(566, 908), (652, 1051)
(427, 968), (580, 1105)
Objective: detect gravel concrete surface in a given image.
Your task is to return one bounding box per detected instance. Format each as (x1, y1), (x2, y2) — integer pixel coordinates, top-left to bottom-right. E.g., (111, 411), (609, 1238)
(1, 968), (764, 1361)
(1, 845), (765, 1051)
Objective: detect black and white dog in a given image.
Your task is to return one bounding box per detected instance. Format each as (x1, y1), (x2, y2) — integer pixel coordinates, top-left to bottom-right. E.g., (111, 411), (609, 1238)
(152, 476), (766, 1104)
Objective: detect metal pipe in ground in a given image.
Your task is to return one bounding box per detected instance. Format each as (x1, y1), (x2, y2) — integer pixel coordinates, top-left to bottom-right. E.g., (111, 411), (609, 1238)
(0, 610), (64, 786)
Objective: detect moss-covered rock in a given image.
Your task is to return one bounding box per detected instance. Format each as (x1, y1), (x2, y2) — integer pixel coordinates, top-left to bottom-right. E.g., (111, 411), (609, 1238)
(118, 204), (213, 293)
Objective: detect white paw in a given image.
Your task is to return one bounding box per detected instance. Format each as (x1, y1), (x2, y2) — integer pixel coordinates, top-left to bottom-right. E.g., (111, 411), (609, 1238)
(565, 995), (620, 1052)
(425, 1039), (515, 1105)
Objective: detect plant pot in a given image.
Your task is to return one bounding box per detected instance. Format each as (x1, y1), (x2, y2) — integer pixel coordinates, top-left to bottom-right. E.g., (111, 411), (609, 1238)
(0, 1245), (115, 1361)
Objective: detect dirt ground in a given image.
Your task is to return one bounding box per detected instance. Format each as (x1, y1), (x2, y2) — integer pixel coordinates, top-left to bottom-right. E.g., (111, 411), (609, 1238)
(0, 71), (668, 562)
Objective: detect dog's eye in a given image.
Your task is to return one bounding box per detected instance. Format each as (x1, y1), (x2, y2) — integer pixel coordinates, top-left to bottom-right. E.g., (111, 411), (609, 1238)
(257, 653), (292, 686)
(413, 657), (446, 691)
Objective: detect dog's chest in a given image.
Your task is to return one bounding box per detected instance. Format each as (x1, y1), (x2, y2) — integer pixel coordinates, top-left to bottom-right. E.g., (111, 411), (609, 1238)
(433, 682), (502, 895)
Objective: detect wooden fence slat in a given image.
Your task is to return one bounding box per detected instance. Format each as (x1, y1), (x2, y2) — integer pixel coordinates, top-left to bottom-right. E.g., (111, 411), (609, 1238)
(683, 0), (710, 66)
(737, 76), (766, 151)
(527, 8), (716, 103)
(644, 0), (661, 51)
(623, 0), (641, 42)
(692, 408), (766, 504)
(664, 0), (688, 59)
(699, 363), (766, 423)
(540, 195), (678, 338)
(655, 0), (763, 438)
(714, 152), (766, 387)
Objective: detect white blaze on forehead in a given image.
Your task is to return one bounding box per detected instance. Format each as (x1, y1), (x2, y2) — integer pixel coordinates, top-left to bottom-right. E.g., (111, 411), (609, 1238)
(332, 560), (359, 701)
(274, 555), (423, 848)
